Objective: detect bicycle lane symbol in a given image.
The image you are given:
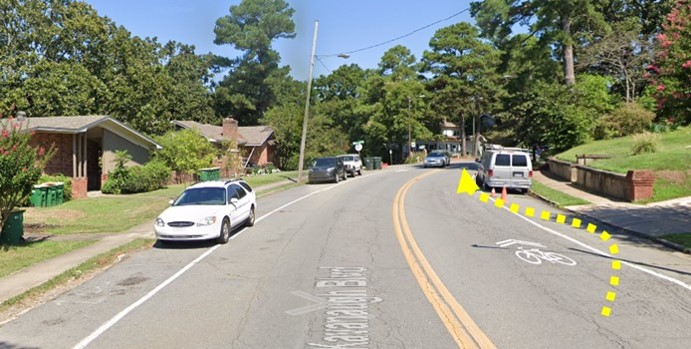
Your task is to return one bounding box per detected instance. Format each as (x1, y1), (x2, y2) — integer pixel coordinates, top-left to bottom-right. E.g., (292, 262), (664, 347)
(496, 239), (577, 266)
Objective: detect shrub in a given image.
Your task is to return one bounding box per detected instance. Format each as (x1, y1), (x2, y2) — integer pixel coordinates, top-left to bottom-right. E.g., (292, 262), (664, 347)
(39, 174), (72, 201)
(631, 132), (660, 155)
(596, 103), (655, 139)
(101, 150), (132, 194)
(100, 179), (120, 194)
(120, 160), (170, 194)
(1, 115), (54, 235)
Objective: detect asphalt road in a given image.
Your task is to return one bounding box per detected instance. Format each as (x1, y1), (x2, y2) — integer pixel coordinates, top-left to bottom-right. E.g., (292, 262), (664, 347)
(1, 162), (690, 348)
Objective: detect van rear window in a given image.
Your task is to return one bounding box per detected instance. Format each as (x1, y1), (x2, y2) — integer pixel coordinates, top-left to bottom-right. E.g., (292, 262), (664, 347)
(495, 154), (510, 166)
(512, 155), (528, 167)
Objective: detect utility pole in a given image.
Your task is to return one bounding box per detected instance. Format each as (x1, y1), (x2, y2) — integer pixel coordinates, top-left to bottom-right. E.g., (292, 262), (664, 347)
(297, 20), (319, 184)
(407, 96), (412, 159)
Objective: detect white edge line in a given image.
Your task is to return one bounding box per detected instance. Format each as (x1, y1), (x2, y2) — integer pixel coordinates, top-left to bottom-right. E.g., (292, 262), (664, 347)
(489, 195), (691, 292)
(72, 246), (219, 349)
(73, 171), (385, 348)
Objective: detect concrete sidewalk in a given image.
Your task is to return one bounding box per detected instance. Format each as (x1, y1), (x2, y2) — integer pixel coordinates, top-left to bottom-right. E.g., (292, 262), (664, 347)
(0, 179), (298, 305)
(533, 170), (690, 250)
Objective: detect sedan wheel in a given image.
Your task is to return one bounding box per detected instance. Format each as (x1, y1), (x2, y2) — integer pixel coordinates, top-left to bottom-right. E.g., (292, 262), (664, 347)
(334, 172), (340, 183)
(247, 205), (255, 227)
(217, 218), (230, 244)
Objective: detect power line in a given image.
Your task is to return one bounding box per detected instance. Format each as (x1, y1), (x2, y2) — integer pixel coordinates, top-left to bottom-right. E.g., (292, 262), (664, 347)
(316, 57), (332, 74)
(321, 7), (470, 58)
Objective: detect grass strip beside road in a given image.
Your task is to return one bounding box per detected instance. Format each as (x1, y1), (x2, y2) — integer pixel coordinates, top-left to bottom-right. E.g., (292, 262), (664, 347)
(257, 183), (301, 199)
(0, 240), (96, 279)
(0, 239), (153, 318)
(243, 170), (297, 187)
(530, 181), (591, 208)
(660, 233), (691, 250)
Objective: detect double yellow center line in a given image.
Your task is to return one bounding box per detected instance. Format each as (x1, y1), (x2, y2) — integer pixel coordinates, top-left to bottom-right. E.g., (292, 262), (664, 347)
(393, 171), (496, 349)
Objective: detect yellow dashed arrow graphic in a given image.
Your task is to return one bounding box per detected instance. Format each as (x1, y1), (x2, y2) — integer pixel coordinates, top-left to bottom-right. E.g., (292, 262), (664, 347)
(457, 169), (621, 317)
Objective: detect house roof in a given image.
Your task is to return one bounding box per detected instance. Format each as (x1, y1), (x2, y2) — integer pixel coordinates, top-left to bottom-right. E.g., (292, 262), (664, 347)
(171, 120), (235, 143)
(238, 125), (274, 147)
(16, 115), (162, 150)
(441, 120), (460, 129)
(172, 120), (274, 147)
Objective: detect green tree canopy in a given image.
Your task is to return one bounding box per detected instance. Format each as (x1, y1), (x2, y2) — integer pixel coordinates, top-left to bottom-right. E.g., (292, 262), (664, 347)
(213, 0), (296, 125)
(422, 22), (503, 155)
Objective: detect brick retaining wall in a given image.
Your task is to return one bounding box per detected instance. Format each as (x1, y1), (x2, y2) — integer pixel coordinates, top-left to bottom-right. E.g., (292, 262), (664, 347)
(548, 158), (576, 182)
(547, 158), (654, 202)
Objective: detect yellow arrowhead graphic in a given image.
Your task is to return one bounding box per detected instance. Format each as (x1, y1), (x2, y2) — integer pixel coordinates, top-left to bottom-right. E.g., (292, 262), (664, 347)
(457, 168), (479, 195)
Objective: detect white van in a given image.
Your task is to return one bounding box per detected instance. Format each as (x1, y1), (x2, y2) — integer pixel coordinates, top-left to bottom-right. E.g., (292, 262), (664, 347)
(476, 147), (533, 193)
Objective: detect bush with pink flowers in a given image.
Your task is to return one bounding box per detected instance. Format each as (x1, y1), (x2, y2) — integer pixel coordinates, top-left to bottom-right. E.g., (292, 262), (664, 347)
(646, 0), (691, 124)
(0, 114), (54, 239)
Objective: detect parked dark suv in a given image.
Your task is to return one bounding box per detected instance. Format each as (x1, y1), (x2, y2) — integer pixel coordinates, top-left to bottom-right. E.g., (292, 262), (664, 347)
(308, 157), (347, 183)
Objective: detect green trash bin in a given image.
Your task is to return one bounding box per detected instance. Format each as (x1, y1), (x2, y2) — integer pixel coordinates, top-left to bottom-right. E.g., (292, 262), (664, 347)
(1, 210), (24, 245)
(364, 157), (374, 170)
(45, 184), (58, 207)
(199, 167), (221, 181)
(372, 157), (382, 170)
(54, 182), (65, 205)
(30, 185), (47, 207)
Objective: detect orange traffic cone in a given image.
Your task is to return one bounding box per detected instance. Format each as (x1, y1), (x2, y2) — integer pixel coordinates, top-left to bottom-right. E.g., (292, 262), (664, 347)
(501, 187), (508, 201)
(490, 187), (496, 197)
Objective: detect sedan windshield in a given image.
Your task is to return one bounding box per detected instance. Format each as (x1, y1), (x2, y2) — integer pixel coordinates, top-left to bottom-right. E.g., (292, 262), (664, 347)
(313, 158), (336, 167)
(428, 152), (444, 157)
(174, 188), (226, 206)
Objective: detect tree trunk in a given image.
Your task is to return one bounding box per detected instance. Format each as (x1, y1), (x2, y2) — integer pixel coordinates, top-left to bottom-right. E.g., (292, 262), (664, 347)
(562, 16), (576, 86)
(460, 112), (466, 156)
(624, 69), (632, 104)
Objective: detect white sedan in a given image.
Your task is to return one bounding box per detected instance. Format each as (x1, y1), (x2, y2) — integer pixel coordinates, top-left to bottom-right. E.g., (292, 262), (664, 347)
(155, 180), (256, 244)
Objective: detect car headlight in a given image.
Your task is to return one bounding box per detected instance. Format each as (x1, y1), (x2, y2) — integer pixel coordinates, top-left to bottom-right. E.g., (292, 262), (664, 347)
(197, 216), (217, 226)
(156, 218), (165, 227)
(327, 167), (335, 173)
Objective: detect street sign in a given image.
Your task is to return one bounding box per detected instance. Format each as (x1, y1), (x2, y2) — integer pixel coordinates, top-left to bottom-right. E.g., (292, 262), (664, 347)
(354, 143), (363, 152)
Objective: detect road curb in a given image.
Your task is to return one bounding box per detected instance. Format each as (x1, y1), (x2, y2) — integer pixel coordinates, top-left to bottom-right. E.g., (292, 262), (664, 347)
(529, 189), (690, 255)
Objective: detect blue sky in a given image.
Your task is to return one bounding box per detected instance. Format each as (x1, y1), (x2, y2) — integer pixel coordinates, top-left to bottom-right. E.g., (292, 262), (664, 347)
(85, 0), (476, 80)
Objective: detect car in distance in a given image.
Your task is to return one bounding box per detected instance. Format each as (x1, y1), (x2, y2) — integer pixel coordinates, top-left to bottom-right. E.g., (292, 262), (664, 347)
(337, 154), (363, 177)
(308, 157), (347, 183)
(476, 147), (533, 193)
(154, 179), (256, 244)
(424, 151), (448, 168)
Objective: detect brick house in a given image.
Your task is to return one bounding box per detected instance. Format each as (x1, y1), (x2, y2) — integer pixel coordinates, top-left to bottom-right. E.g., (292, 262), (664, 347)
(23, 115), (162, 199)
(172, 118), (276, 169)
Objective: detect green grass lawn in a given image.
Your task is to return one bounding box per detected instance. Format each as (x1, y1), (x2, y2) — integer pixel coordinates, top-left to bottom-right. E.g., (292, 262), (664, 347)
(555, 126), (691, 202)
(23, 184), (188, 235)
(0, 240), (95, 278)
(530, 181), (591, 208)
